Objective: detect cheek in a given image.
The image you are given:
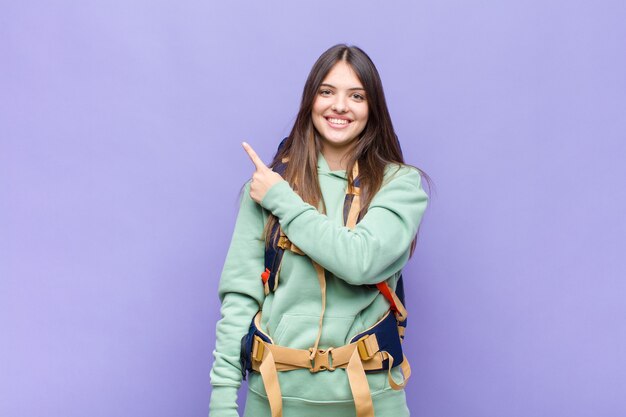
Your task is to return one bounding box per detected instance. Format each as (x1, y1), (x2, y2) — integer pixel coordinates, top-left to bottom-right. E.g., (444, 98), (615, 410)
(358, 106), (369, 124)
(312, 100), (329, 129)
(312, 98), (325, 116)
(311, 107), (324, 131)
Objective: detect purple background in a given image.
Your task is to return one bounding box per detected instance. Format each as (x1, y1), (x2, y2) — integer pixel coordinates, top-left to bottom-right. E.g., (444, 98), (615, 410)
(2, 1), (625, 416)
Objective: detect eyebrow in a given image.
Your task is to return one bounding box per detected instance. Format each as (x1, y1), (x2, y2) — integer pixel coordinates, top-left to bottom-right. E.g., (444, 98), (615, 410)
(320, 83), (365, 91)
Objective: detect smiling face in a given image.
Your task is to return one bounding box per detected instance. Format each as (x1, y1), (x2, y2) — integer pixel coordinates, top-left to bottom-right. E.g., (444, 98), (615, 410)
(311, 61), (369, 164)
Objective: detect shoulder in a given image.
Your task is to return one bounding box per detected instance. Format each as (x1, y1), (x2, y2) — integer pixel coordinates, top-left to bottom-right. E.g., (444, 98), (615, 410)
(382, 163), (425, 191)
(362, 163), (429, 209)
(367, 163), (429, 215)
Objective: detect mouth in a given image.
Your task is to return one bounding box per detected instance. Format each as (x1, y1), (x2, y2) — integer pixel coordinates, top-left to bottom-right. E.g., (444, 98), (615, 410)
(325, 116), (352, 128)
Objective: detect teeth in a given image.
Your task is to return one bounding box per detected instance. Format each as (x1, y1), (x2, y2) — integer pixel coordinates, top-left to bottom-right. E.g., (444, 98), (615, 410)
(328, 118), (349, 125)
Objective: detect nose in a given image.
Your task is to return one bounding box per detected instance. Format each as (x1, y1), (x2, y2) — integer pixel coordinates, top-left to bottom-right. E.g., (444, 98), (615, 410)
(331, 94), (348, 113)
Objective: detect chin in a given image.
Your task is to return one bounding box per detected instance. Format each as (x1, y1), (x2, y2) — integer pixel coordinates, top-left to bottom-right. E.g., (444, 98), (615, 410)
(325, 135), (357, 147)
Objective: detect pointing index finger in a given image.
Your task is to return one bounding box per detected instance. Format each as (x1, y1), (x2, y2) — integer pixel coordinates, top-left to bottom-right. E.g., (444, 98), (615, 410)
(242, 142), (267, 171)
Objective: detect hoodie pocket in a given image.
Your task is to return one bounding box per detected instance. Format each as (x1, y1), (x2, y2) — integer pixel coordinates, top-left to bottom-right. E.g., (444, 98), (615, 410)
(271, 314), (291, 346)
(272, 313), (355, 350)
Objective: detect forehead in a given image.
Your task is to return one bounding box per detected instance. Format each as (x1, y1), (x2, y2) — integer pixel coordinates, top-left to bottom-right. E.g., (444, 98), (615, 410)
(321, 61), (364, 88)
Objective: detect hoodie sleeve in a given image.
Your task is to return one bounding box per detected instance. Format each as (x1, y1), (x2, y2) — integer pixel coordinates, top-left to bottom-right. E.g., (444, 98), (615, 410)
(260, 166), (428, 286)
(209, 181), (265, 417)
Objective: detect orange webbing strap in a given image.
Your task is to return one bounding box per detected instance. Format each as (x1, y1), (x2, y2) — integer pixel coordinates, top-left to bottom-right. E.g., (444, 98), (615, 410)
(382, 352), (412, 390)
(251, 334), (386, 372)
(346, 162), (361, 230)
(258, 343), (283, 417)
(389, 288), (408, 322)
(309, 261), (327, 360)
(346, 187), (361, 230)
(347, 347), (375, 417)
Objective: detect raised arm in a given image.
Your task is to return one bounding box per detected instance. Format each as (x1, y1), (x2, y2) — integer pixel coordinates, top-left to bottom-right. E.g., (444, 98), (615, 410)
(260, 167), (428, 286)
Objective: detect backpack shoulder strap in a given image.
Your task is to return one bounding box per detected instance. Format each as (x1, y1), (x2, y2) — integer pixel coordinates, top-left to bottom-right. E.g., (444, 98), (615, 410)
(344, 163), (408, 324)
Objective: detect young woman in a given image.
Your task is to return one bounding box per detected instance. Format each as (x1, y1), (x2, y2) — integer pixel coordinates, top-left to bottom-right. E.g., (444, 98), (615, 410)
(209, 44), (429, 417)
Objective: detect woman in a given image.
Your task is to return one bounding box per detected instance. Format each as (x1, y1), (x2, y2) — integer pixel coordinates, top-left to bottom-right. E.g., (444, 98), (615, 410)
(209, 44), (428, 417)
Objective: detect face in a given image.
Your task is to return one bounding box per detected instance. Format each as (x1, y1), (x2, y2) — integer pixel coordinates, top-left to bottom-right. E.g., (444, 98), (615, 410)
(312, 61), (369, 154)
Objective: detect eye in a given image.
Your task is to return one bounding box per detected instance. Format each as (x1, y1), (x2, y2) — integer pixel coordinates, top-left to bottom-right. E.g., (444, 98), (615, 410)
(319, 89), (332, 96)
(351, 92), (366, 101)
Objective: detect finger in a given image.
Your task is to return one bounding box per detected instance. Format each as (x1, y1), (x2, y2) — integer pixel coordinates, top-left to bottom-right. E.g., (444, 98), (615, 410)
(242, 142), (268, 171)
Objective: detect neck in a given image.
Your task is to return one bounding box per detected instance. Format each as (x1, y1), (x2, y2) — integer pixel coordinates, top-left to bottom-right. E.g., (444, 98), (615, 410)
(321, 144), (354, 171)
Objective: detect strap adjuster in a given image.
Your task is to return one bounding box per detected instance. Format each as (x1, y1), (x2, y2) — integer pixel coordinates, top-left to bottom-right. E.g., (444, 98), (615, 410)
(356, 335), (376, 361)
(252, 336), (265, 362)
(277, 235), (290, 250)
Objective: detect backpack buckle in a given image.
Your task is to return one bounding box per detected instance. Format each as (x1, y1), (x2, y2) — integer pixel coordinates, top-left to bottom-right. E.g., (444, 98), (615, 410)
(309, 347), (335, 372)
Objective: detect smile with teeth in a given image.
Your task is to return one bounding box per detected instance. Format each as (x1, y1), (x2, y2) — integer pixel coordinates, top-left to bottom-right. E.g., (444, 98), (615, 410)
(326, 117), (351, 125)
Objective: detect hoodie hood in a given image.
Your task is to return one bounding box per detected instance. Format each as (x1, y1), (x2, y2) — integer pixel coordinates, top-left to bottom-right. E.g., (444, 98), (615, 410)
(316, 152), (349, 180)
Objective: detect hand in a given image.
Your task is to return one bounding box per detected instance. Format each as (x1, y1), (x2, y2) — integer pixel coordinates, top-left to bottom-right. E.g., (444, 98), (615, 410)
(242, 142), (285, 204)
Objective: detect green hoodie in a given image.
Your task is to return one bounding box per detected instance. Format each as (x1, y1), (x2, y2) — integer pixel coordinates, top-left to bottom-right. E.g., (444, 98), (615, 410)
(209, 152), (428, 417)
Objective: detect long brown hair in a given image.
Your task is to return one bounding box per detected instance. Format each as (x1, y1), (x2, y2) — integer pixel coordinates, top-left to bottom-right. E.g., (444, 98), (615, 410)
(265, 44), (426, 250)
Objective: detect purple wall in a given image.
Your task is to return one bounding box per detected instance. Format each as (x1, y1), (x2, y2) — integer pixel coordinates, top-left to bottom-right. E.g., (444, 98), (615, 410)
(2, 1), (625, 416)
